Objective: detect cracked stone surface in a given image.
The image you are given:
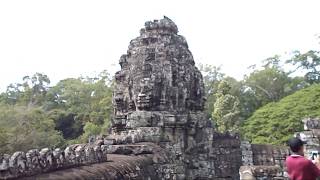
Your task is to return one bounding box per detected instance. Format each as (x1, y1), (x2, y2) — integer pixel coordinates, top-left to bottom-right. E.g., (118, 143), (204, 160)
(107, 16), (242, 180)
(0, 16), (297, 180)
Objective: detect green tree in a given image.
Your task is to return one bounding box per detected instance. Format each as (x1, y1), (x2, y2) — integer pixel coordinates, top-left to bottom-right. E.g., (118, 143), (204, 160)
(47, 109), (82, 140)
(212, 80), (240, 132)
(222, 77), (257, 120)
(79, 122), (102, 142)
(198, 64), (225, 117)
(242, 84), (320, 145)
(0, 105), (64, 153)
(3, 73), (50, 106)
(244, 67), (290, 105)
(241, 55), (308, 119)
(0, 70), (114, 153)
(45, 71), (113, 141)
(286, 50), (320, 84)
(0, 127), (9, 154)
(261, 55), (282, 69)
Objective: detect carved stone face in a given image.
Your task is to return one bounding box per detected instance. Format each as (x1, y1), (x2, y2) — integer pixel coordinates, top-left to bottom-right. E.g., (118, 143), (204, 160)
(112, 16), (206, 117)
(114, 91), (124, 111)
(136, 78), (153, 110)
(119, 55), (128, 69)
(0, 154), (10, 170)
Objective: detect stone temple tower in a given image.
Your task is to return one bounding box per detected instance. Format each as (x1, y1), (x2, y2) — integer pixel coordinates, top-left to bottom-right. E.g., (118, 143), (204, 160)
(107, 16), (242, 179)
(113, 16), (206, 127)
(0, 16), (292, 180)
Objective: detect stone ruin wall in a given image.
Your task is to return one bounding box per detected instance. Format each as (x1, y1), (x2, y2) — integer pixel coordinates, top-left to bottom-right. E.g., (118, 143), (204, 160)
(22, 143), (169, 180)
(0, 141), (108, 179)
(1, 17), (318, 180)
(211, 132), (242, 179)
(251, 144), (288, 168)
(296, 117), (320, 155)
(240, 118), (320, 180)
(240, 142), (289, 180)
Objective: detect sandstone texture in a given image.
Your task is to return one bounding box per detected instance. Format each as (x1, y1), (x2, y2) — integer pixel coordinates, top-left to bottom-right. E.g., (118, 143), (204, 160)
(0, 142), (107, 179)
(1, 17), (310, 180)
(107, 16), (242, 180)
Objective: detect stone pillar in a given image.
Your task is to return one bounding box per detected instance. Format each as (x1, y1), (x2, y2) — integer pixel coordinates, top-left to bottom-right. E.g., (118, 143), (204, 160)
(241, 141), (254, 166)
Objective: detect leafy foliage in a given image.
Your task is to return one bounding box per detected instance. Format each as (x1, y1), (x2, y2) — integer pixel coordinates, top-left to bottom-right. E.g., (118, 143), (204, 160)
(242, 84), (320, 145)
(79, 122), (102, 142)
(212, 80), (240, 132)
(0, 105), (64, 153)
(241, 58), (308, 119)
(44, 74), (113, 141)
(198, 64), (224, 117)
(0, 71), (113, 153)
(286, 50), (320, 84)
(4, 73), (50, 106)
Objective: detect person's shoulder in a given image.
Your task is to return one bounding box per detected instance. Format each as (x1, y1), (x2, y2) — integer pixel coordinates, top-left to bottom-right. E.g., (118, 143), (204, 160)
(297, 156), (314, 165)
(286, 155), (310, 163)
(286, 155), (303, 159)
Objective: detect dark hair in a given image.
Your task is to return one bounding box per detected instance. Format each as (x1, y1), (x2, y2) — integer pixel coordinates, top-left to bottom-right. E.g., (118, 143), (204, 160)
(288, 137), (305, 153)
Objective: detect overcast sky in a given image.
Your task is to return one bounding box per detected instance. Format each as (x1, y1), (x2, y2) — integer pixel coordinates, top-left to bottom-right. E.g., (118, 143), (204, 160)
(0, 0), (320, 92)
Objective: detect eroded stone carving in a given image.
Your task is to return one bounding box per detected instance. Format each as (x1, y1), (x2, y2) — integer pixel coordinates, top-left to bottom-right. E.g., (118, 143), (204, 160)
(52, 148), (64, 168)
(0, 154), (10, 177)
(107, 16), (241, 179)
(39, 148), (54, 171)
(112, 17), (206, 128)
(0, 16), (295, 180)
(9, 151), (26, 176)
(26, 149), (41, 175)
(0, 142), (108, 179)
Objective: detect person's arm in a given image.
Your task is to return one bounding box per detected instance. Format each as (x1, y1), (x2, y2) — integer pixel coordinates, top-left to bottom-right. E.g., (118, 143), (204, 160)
(309, 160), (320, 177)
(314, 156), (320, 170)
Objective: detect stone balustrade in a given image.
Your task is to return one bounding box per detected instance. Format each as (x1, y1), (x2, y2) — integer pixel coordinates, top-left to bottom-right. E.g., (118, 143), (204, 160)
(0, 143), (108, 179)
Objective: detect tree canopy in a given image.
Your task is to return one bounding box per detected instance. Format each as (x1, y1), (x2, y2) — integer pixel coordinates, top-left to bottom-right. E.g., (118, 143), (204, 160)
(212, 80), (240, 133)
(242, 84), (320, 145)
(0, 71), (113, 153)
